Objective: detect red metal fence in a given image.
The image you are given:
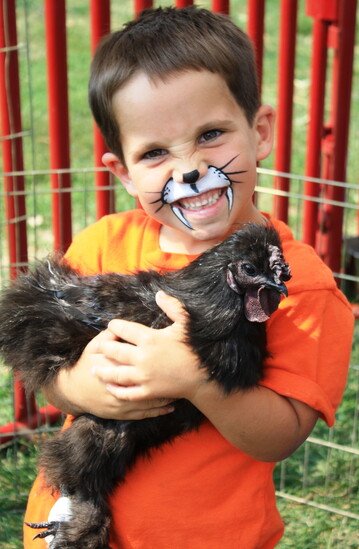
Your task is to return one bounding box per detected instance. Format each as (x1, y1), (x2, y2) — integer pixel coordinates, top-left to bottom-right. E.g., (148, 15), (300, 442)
(0, 0), (357, 443)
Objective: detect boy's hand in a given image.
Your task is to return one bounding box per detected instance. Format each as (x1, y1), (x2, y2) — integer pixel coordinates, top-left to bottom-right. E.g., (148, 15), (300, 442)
(43, 291), (204, 420)
(43, 321), (176, 420)
(93, 291), (206, 402)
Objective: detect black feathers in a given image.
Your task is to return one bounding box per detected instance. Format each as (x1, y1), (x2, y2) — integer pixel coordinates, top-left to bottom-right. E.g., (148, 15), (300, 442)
(0, 223), (291, 549)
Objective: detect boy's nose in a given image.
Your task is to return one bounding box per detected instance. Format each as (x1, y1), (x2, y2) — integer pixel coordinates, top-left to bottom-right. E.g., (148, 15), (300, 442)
(182, 170), (200, 184)
(173, 163), (206, 184)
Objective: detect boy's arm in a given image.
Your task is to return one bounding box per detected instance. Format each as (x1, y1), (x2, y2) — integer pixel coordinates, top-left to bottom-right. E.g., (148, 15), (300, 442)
(90, 292), (320, 462)
(189, 383), (319, 461)
(44, 320), (318, 462)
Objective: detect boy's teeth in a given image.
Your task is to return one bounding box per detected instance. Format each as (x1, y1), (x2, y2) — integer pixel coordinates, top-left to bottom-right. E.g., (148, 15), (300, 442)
(180, 190), (221, 210)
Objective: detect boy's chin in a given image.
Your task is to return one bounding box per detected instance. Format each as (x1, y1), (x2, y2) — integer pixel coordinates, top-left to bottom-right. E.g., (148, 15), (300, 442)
(159, 218), (236, 254)
(187, 225), (231, 242)
(175, 218), (234, 243)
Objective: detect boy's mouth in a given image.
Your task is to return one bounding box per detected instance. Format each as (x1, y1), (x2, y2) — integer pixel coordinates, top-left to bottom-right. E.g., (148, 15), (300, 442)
(171, 187), (233, 229)
(177, 188), (226, 211)
(149, 157), (246, 230)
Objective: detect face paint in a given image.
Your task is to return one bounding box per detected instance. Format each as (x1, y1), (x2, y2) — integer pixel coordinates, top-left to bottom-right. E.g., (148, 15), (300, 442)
(149, 156), (247, 229)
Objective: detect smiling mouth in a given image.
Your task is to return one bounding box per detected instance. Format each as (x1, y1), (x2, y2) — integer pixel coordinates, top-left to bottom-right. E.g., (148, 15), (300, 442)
(148, 158), (244, 230)
(171, 186), (233, 229)
(177, 188), (226, 211)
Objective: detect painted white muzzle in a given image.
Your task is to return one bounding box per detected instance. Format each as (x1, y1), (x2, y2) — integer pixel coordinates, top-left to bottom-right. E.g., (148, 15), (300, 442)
(154, 166), (233, 229)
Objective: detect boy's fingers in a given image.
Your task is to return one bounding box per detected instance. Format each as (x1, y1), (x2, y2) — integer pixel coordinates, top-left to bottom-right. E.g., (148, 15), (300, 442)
(104, 292), (187, 346)
(125, 405), (175, 420)
(105, 386), (175, 412)
(139, 405), (175, 419)
(99, 338), (139, 365)
(155, 290), (187, 324)
(85, 327), (118, 353)
(94, 364), (141, 385)
(108, 318), (145, 345)
(106, 319), (150, 346)
(104, 383), (148, 402)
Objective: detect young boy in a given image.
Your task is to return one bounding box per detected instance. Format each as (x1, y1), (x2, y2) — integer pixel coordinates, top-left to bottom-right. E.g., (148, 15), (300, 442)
(24, 6), (353, 548)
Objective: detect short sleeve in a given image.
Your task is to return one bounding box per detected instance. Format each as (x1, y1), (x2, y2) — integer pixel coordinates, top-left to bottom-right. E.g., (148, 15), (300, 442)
(64, 215), (110, 274)
(260, 288), (354, 426)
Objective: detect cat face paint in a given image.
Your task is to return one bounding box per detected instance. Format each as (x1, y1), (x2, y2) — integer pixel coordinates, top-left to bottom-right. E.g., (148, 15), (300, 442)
(149, 156), (247, 230)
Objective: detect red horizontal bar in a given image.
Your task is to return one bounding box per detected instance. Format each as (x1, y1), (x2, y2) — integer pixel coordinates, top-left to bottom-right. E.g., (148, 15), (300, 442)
(0, 405), (62, 445)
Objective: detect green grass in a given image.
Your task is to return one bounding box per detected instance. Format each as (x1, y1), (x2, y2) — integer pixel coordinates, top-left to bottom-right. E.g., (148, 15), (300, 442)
(0, 440), (39, 548)
(0, 0), (358, 547)
(275, 326), (359, 547)
(1, 361), (358, 548)
(277, 502), (359, 549)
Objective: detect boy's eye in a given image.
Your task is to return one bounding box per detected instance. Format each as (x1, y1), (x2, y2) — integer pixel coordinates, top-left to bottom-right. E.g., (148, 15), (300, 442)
(199, 129), (222, 143)
(143, 149), (167, 160)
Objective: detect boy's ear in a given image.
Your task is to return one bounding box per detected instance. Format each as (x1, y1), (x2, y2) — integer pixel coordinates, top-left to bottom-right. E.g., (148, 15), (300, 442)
(102, 152), (139, 197)
(254, 105), (276, 162)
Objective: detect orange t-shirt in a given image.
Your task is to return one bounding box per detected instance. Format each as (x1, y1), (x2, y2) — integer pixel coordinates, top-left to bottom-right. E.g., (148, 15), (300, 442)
(23, 210), (353, 549)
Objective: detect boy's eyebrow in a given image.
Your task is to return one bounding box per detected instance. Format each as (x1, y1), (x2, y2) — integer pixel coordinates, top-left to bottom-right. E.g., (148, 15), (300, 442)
(135, 119), (235, 154)
(132, 141), (166, 158)
(193, 118), (233, 136)
(196, 119), (235, 133)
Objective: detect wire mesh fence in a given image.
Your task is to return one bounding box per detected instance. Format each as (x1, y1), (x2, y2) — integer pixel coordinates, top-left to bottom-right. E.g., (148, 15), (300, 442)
(0, 0), (358, 547)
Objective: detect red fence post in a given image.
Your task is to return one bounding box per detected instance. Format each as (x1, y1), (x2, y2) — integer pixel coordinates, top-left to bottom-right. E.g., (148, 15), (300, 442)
(303, 0), (356, 274)
(273, 0), (298, 223)
(246, 0), (265, 93)
(44, 0), (72, 252)
(314, 0), (357, 272)
(302, 1), (331, 247)
(134, 0), (153, 17)
(0, 0), (39, 444)
(175, 0), (194, 7)
(90, 0), (113, 219)
(211, 0), (230, 14)
(0, 0), (28, 279)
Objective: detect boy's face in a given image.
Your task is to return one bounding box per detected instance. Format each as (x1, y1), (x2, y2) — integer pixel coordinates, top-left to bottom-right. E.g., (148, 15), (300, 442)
(104, 70), (275, 252)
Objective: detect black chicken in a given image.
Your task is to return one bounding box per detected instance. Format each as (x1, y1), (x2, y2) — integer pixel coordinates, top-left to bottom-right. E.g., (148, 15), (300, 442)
(0, 223), (291, 549)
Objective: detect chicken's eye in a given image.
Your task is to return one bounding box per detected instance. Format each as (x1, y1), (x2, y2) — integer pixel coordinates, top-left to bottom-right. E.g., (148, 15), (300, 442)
(242, 263), (256, 276)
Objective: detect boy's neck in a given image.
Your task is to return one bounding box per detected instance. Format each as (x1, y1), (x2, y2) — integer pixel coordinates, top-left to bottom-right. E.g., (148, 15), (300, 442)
(159, 226), (219, 255)
(159, 209), (267, 256)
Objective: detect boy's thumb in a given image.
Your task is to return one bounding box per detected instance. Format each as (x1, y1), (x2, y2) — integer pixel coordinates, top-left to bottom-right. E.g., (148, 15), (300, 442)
(155, 290), (187, 325)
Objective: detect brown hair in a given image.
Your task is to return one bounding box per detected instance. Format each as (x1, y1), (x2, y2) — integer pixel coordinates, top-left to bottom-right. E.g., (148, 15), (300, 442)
(89, 6), (260, 161)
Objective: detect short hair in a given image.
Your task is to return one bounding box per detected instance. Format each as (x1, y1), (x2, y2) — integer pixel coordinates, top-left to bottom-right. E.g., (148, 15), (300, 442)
(89, 6), (260, 161)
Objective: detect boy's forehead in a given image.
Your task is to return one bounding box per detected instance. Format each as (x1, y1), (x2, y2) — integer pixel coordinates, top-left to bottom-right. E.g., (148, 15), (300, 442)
(113, 70), (247, 143)
(113, 69), (237, 110)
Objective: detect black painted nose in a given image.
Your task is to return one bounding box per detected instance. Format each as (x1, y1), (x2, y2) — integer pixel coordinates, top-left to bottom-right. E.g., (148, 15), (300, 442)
(182, 170), (200, 184)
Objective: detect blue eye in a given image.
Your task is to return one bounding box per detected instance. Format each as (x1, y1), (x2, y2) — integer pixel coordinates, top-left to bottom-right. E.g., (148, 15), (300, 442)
(199, 129), (222, 142)
(143, 149), (167, 159)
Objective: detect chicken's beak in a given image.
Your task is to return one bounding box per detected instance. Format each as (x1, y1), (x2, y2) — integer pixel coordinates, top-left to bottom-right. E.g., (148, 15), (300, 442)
(264, 280), (288, 297)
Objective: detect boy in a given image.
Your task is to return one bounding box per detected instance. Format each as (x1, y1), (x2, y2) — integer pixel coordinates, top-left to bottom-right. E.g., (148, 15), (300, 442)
(24, 6), (353, 548)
